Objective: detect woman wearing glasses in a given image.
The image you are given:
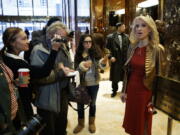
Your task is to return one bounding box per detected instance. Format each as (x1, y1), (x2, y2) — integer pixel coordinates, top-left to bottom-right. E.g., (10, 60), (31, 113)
(73, 34), (108, 134)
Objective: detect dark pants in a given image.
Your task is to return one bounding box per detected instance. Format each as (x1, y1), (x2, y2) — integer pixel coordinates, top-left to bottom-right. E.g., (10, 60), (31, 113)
(19, 87), (34, 120)
(37, 88), (69, 135)
(77, 85), (99, 119)
(112, 81), (118, 93)
(0, 122), (16, 135)
(13, 98), (33, 130)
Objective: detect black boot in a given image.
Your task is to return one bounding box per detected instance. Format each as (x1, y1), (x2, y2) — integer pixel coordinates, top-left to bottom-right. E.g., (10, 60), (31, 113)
(111, 91), (117, 97)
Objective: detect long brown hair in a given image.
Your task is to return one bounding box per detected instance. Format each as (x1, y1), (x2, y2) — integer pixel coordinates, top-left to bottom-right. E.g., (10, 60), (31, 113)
(75, 34), (101, 68)
(1, 27), (22, 55)
(130, 15), (159, 47)
(92, 33), (106, 57)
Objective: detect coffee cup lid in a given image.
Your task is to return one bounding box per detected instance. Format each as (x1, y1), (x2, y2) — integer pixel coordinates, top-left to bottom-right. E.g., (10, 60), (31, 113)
(18, 68), (30, 72)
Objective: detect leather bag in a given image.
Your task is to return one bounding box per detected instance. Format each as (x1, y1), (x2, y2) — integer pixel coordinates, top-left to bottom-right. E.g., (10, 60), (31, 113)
(68, 80), (91, 105)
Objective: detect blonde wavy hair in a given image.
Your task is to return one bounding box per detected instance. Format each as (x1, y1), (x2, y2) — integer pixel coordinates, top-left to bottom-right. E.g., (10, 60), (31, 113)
(130, 15), (159, 47)
(46, 22), (69, 38)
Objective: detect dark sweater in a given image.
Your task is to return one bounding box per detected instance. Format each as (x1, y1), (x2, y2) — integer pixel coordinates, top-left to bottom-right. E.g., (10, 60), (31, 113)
(2, 50), (57, 80)
(2, 50), (58, 120)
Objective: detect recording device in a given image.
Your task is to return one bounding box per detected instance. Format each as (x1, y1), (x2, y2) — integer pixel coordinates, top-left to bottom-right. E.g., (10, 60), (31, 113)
(52, 37), (67, 43)
(17, 115), (45, 135)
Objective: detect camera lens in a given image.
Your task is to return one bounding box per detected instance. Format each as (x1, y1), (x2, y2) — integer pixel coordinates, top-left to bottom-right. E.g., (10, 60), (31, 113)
(17, 115), (44, 135)
(53, 38), (67, 43)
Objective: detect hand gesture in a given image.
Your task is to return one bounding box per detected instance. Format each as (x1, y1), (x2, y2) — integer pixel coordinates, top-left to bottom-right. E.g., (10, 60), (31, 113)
(16, 75), (30, 87)
(120, 93), (127, 103)
(51, 34), (63, 51)
(58, 63), (74, 76)
(83, 60), (92, 69)
(110, 57), (116, 63)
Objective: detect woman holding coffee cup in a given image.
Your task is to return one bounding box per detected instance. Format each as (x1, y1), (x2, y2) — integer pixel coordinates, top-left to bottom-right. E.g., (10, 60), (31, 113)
(1, 27), (61, 129)
(73, 34), (108, 134)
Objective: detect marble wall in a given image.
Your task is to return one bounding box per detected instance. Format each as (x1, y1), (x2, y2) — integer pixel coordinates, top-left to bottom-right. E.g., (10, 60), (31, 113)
(164, 0), (180, 80)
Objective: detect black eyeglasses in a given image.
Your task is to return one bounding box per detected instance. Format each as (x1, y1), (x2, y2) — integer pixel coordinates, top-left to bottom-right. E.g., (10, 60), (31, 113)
(83, 41), (92, 44)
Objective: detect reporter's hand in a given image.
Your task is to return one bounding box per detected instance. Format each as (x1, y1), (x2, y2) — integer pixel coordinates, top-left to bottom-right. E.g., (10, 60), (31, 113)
(16, 75), (30, 86)
(58, 63), (74, 76)
(22, 75), (30, 85)
(51, 34), (63, 51)
(83, 60), (92, 69)
(63, 67), (74, 76)
(120, 93), (127, 103)
(110, 57), (116, 63)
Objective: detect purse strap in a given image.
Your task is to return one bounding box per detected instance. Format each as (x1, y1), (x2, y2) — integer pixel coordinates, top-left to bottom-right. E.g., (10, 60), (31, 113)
(68, 102), (89, 111)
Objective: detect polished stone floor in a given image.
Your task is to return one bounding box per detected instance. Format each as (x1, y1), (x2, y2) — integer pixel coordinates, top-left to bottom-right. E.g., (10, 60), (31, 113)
(67, 80), (180, 135)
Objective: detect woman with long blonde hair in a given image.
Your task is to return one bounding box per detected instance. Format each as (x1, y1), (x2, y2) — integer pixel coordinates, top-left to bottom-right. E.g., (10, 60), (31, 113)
(121, 15), (167, 135)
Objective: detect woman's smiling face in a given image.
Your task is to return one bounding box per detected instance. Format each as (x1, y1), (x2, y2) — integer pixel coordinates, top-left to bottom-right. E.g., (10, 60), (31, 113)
(12, 31), (29, 52)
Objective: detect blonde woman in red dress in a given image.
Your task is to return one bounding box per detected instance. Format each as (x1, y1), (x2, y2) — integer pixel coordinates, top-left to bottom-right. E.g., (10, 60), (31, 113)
(121, 15), (167, 135)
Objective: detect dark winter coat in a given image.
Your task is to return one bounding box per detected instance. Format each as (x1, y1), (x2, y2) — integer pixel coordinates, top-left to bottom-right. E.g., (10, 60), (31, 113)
(106, 32), (130, 82)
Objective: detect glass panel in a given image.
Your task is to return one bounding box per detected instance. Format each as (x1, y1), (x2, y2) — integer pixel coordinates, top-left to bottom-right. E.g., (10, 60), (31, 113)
(18, 0), (33, 16)
(33, 0), (47, 16)
(78, 22), (90, 33)
(0, 0), (2, 15)
(0, 22), (3, 49)
(69, 0), (75, 30)
(77, 0), (90, 33)
(2, 0), (18, 16)
(77, 0), (90, 17)
(10, 22), (19, 27)
(56, 0), (62, 16)
(61, 0), (68, 24)
(32, 21), (46, 31)
(17, 22), (33, 35)
(48, 0), (61, 16)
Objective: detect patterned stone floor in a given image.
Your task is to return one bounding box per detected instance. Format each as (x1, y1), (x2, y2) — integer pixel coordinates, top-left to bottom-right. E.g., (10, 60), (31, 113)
(67, 80), (180, 135)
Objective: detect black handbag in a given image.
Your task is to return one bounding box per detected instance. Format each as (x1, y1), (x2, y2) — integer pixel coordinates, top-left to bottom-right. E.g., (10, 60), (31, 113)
(68, 79), (91, 105)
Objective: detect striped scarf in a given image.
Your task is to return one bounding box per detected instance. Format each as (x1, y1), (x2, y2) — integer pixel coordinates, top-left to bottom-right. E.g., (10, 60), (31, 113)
(0, 63), (18, 120)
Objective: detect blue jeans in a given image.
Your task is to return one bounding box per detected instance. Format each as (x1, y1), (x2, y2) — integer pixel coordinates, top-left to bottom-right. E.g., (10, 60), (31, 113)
(77, 85), (99, 119)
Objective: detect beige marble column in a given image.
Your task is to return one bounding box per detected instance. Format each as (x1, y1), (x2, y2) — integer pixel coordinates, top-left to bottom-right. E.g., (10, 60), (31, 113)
(158, 0), (164, 20)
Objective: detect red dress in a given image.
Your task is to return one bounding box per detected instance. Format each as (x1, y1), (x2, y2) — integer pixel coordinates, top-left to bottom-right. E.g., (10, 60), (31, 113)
(123, 47), (152, 135)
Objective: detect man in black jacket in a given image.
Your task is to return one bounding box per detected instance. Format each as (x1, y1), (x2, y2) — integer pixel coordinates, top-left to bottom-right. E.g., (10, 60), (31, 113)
(106, 22), (130, 97)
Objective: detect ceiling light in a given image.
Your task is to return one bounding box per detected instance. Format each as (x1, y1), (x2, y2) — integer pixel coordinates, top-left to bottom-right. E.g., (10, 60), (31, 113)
(115, 9), (125, 15)
(138, 0), (159, 8)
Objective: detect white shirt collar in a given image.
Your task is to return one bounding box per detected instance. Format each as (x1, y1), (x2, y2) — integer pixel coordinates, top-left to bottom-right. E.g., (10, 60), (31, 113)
(5, 52), (26, 62)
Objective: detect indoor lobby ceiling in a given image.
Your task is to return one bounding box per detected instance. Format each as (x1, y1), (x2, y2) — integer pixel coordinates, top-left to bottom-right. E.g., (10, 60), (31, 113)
(93, 0), (146, 18)
(94, 0), (145, 11)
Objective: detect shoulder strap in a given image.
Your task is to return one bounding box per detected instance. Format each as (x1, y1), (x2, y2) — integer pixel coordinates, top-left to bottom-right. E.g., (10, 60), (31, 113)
(0, 64), (14, 84)
(68, 102), (89, 111)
